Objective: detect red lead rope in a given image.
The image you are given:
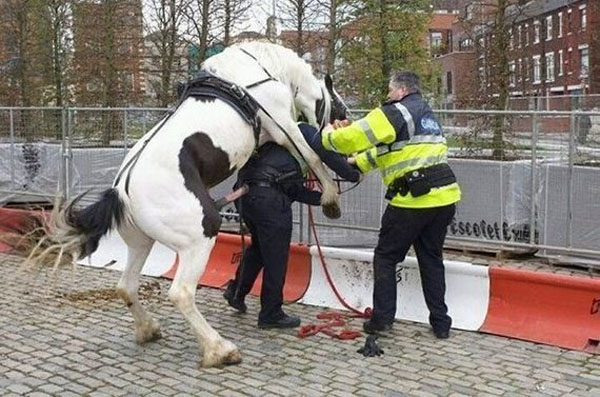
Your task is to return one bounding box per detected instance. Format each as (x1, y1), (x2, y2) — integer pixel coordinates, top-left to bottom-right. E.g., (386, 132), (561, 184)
(296, 198), (371, 340)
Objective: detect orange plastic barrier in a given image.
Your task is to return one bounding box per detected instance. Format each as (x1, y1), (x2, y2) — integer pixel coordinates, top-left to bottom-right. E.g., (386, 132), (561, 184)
(0, 208), (43, 253)
(162, 232), (311, 302)
(481, 267), (600, 353)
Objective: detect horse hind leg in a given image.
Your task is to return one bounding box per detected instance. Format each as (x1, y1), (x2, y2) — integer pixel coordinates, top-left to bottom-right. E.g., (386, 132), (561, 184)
(168, 236), (241, 368)
(116, 228), (161, 344)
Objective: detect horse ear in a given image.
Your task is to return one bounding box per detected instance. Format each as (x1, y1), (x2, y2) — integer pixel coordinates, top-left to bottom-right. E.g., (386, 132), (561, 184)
(324, 73), (333, 92)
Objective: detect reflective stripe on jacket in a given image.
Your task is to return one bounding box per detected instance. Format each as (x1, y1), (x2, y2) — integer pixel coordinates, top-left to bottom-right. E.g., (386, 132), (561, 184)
(322, 93), (460, 208)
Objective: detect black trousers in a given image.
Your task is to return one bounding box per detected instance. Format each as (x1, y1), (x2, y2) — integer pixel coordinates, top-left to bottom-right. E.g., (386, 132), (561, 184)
(233, 185), (293, 322)
(372, 203), (456, 331)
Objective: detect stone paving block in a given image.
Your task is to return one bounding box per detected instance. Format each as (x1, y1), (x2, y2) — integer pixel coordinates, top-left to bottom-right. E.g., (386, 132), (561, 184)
(5, 384), (31, 394)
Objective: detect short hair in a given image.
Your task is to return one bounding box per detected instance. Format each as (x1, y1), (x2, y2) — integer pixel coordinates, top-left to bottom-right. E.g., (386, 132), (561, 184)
(390, 71), (421, 94)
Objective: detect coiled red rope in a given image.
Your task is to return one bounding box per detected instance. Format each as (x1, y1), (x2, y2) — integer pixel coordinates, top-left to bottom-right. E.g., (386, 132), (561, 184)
(297, 192), (371, 340)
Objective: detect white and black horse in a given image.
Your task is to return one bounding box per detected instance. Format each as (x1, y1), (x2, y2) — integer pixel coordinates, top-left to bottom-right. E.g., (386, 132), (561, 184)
(43, 42), (348, 368)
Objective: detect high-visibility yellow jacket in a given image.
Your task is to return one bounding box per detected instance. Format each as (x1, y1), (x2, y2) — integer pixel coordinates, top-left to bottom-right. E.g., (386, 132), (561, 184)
(322, 93), (461, 208)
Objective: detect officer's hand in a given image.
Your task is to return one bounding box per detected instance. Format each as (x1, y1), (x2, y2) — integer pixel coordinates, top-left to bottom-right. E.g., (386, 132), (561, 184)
(323, 123), (334, 134)
(347, 157), (356, 165)
(333, 119), (351, 129)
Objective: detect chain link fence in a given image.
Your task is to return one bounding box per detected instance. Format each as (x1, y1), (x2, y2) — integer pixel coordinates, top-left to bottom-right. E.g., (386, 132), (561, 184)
(1, 106), (599, 263)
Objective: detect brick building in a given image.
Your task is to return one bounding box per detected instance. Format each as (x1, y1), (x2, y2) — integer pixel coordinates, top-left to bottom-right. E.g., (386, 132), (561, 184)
(434, 0), (600, 108)
(505, 0), (599, 98)
(72, 0), (144, 106)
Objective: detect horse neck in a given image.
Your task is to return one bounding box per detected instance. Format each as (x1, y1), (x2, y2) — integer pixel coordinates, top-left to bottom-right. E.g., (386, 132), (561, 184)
(253, 44), (319, 96)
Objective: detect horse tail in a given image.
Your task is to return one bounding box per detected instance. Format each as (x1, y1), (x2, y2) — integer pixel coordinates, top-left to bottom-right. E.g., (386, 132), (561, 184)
(50, 188), (126, 260)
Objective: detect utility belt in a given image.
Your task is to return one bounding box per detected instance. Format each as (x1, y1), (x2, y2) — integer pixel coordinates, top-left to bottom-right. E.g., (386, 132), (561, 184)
(240, 166), (300, 191)
(385, 163), (456, 200)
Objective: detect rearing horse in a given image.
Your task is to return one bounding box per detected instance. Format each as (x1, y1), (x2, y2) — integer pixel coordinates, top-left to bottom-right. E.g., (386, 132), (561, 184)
(41, 42), (348, 368)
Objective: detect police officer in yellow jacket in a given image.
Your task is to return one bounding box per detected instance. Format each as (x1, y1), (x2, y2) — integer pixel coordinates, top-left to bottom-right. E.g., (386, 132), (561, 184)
(322, 71), (461, 338)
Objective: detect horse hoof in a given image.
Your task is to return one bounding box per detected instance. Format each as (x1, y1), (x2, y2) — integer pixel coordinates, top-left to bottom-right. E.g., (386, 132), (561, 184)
(200, 343), (242, 368)
(223, 349), (242, 366)
(322, 203), (341, 219)
(135, 322), (162, 344)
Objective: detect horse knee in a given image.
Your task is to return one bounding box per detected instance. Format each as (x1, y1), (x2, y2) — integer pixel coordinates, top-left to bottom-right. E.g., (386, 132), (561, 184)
(202, 207), (221, 238)
(168, 285), (195, 312)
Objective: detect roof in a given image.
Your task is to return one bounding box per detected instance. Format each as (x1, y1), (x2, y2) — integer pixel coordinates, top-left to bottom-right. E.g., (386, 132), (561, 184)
(430, 13), (458, 30)
(513, 0), (580, 23)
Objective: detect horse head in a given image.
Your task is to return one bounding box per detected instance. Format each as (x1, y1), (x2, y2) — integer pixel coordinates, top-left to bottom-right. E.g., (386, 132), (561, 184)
(323, 73), (349, 123)
(296, 73), (349, 131)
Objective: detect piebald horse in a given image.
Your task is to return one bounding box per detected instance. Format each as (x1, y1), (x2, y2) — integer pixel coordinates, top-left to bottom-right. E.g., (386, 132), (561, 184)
(43, 42), (348, 368)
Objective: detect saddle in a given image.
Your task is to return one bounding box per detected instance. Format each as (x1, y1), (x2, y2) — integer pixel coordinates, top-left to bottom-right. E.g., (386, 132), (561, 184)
(177, 72), (262, 143)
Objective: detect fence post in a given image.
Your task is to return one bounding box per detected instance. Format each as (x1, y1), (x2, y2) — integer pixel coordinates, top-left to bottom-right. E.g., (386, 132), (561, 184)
(566, 111), (576, 248)
(63, 108), (73, 202)
(298, 202), (304, 243)
(529, 112), (538, 245)
(123, 109), (128, 156)
(9, 109), (15, 191)
(60, 107), (67, 201)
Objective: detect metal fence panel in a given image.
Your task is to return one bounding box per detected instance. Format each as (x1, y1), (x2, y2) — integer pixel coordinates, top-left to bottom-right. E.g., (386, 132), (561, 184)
(1, 106), (600, 262)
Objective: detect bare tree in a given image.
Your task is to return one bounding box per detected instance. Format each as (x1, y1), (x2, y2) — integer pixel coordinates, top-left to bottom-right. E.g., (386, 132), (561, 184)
(459, 0), (530, 159)
(144, 0), (188, 106)
(215, 0), (252, 46)
(42, 0), (72, 108)
(316, 0), (359, 74)
(279, 0), (321, 56)
(182, 0), (217, 67)
(0, 0), (35, 108)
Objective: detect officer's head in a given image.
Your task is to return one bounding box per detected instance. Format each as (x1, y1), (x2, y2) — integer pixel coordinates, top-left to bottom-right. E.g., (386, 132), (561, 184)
(388, 71), (421, 101)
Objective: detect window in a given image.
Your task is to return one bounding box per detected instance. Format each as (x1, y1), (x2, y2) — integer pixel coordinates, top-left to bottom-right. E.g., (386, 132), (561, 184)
(459, 38), (473, 51)
(478, 67), (485, 88)
(546, 16), (552, 41)
(580, 46), (589, 77)
(567, 9), (573, 33)
(517, 25), (522, 48)
(558, 12), (563, 37)
(524, 24), (529, 46)
(431, 32), (443, 50)
(546, 52), (554, 82)
(558, 50), (564, 76)
(568, 48), (573, 74)
(524, 57), (530, 81)
(466, 4), (474, 20)
(581, 6), (587, 32)
(533, 55), (541, 83)
(509, 28), (514, 50)
(534, 20), (540, 43)
(446, 72), (453, 94)
(509, 61), (516, 87)
(518, 58), (523, 82)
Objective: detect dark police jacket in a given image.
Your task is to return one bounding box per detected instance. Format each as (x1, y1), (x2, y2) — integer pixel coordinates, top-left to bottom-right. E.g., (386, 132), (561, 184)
(237, 123), (361, 205)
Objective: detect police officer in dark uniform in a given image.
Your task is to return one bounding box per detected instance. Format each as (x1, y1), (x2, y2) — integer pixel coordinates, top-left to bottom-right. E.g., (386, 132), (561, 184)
(224, 123), (361, 329)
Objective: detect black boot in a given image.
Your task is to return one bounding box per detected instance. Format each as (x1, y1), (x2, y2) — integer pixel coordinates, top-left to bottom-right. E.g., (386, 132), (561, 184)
(258, 313), (301, 329)
(223, 280), (247, 314)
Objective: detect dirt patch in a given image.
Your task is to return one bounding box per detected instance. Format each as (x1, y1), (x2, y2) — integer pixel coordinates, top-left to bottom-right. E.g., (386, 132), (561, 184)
(57, 280), (162, 305)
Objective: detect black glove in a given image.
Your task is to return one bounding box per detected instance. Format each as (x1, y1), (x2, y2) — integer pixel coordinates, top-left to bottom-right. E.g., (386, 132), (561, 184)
(357, 335), (384, 357)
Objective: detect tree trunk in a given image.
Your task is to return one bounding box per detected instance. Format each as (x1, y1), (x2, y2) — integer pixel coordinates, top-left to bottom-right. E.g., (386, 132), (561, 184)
(326, 0), (337, 73)
(103, 0), (118, 146)
(491, 0), (509, 160)
(224, 0), (231, 46)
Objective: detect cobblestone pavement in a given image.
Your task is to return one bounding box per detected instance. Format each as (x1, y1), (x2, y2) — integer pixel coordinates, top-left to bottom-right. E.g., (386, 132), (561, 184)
(1, 253), (599, 397)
